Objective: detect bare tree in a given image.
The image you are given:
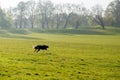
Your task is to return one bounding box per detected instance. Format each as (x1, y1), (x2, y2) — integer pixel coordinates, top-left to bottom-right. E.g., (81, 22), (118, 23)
(54, 4), (63, 29)
(37, 0), (54, 29)
(13, 1), (27, 28)
(63, 3), (74, 29)
(106, 0), (120, 27)
(90, 5), (105, 29)
(73, 5), (89, 29)
(26, 0), (36, 28)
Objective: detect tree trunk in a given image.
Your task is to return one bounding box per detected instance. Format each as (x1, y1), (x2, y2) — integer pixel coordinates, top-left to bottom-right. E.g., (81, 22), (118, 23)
(63, 13), (72, 29)
(41, 14), (45, 29)
(56, 14), (60, 29)
(75, 20), (80, 29)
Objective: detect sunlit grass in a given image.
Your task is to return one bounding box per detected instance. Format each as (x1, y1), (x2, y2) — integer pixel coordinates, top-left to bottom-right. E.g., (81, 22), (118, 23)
(0, 30), (120, 80)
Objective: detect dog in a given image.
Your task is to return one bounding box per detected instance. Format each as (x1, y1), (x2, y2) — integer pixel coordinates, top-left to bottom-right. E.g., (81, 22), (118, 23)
(33, 45), (49, 52)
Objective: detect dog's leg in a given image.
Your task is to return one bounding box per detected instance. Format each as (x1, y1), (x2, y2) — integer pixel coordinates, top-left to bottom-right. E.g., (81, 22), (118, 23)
(34, 49), (37, 52)
(36, 49), (40, 53)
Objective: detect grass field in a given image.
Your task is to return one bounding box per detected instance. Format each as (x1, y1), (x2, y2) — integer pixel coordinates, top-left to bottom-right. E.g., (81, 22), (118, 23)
(0, 29), (120, 80)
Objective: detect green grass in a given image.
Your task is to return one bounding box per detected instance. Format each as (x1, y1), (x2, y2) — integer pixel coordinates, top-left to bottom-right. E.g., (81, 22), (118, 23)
(0, 29), (120, 80)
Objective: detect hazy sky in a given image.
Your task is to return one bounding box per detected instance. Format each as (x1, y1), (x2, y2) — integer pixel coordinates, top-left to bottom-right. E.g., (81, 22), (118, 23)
(0, 0), (114, 9)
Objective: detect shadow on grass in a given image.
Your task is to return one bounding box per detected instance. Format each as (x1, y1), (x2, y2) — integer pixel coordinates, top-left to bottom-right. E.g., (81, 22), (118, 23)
(29, 29), (113, 35)
(6, 29), (30, 35)
(0, 29), (41, 40)
(0, 31), (39, 40)
(0, 34), (40, 40)
(7, 35), (40, 40)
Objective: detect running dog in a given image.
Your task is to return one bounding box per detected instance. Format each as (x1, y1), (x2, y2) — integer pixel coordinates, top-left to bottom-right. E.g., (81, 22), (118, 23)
(33, 45), (49, 52)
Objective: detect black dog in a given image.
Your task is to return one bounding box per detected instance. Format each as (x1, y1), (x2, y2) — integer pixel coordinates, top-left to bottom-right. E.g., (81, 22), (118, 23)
(33, 45), (49, 52)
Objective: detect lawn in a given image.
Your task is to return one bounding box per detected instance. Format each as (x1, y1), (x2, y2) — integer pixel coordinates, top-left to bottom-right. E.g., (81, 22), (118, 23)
(0, 29), (120, 80)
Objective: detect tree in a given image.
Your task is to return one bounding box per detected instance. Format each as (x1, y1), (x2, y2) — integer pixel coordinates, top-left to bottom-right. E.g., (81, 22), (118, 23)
(0, 8), (9, 28)
(54, 4), (63, 29)
(104, 10), (113, 26)
(13, 1), (27, 28)
(26, 0), (36, 28)
(6, 7), (14, 28)
(73, 5), (89, 29)
(106, 0), (120, 27)
(90, 5), (105, 29)
(63, 3), (74, 29)
(37, 0), (54, 29)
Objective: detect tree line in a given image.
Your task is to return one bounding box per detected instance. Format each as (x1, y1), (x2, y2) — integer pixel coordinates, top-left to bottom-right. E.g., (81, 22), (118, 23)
(0, 0), (120, 29)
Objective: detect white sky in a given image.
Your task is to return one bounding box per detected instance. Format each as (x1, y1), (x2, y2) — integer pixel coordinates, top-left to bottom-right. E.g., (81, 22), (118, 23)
(0, 0), (114, 9)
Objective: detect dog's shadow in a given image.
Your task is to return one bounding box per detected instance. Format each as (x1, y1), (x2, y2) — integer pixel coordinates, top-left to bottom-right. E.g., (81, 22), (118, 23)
(33, 51), (52, 55)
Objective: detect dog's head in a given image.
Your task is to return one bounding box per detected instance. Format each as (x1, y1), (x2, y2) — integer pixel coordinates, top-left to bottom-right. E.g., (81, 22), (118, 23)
(33, 45), (38, 49)
(44, 45), (49, 48)
(46, 45), (49, 48)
